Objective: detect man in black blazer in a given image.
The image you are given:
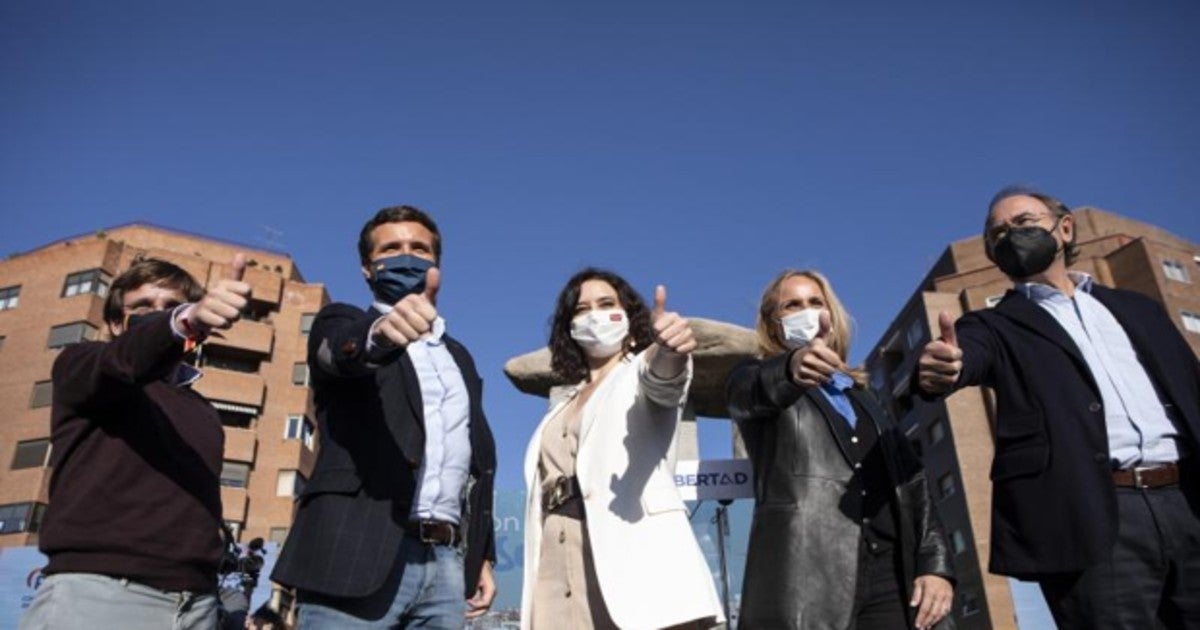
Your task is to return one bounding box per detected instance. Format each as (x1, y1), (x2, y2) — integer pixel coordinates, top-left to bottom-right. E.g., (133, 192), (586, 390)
(272, 205), (497, 628)
(917, 186), (1200, 628)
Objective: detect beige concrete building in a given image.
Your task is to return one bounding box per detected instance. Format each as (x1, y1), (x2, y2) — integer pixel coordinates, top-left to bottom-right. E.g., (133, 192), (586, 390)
(864, 208), (1200, 629)
(0, 223), (328, 549)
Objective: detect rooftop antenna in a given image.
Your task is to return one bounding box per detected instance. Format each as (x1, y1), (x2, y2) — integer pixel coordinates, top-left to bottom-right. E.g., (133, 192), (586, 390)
(258, 225), (285, 251)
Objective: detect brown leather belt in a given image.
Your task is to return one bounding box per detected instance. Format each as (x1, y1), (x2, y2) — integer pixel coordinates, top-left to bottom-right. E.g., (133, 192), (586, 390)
(542, 475), (581, 514)
(403, 519), (460, 546)
(1112, 463), (1179, 489)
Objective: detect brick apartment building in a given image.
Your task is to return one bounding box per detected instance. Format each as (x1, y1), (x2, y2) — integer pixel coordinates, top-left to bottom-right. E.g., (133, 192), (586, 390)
(864, 207), (1200, 629)
(0, 223), (328, 551)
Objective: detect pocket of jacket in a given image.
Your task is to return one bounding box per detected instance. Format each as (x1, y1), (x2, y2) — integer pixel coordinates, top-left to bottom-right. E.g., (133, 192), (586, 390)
(989, 444), (1048, 481)
(301, 468), (363, 497)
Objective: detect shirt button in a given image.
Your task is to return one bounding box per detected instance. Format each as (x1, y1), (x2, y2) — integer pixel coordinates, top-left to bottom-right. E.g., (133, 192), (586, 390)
(558, 531), (566, 543)
(869, 542), (878, 550)
(565, 589), (572, 598)
(862, 517), (869, 524)
(851, 436), (859, 444)
(1089, 402), (1102, 412)
(861, 490), (868, 497)
(854, 462), (862, 470)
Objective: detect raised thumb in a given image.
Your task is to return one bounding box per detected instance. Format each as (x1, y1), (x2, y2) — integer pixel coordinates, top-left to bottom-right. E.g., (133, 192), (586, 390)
(228, 253), (246, 282)
(653, 284), (667, 317)
(817, 309), (832, 339)
(938, 311), (958, 347)
(423, 266), (441, 303)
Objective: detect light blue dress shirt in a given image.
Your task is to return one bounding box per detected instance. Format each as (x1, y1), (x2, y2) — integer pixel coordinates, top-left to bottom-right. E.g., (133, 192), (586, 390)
(818, 371), (858, 429)
(372, 306), (472, 524)
(1016, 272), (1182, 468)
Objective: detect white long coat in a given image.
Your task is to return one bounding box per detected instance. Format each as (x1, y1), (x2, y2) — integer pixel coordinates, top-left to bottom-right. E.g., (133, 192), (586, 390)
(520, 352), (725, 629)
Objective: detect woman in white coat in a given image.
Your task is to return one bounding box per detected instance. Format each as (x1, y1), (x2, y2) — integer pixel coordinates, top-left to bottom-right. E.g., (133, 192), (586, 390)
(521, 268), (724, 630)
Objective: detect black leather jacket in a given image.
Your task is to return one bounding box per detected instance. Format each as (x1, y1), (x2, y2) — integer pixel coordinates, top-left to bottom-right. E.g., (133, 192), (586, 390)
(727, 352), (956, 630)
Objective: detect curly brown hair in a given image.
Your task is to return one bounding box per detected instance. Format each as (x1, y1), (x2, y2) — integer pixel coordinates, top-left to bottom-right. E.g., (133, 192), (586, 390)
(548, 268), (655, 384)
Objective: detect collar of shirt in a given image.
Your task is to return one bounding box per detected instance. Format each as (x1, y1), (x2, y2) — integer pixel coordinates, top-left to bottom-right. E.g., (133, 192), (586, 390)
(1015, 271), (1095, 303)
(821, 371), (855, 394)
(372, 302), (447, 345)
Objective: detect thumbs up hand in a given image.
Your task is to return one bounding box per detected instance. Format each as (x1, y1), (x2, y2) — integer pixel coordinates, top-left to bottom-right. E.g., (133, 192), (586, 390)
(787, 310), (850, 388)
(651, 285), (696, 355)
(187, 253), (252, 335)
(917, 311), (963, 394)
(373, 267), (440, 348)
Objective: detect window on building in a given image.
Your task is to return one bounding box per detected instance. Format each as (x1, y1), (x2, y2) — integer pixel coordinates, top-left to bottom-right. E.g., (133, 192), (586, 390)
(61, 269), (111, 298)
(300, 313), (316, 335)
(276, 470), (307, 498)
(220, 461), (251, 488)
(952, 529), (968, 554)
(961, 592), (981, 617)
(291, 362), (309, 386)
(284, 415), (316, 449)
(938, 472), (957, 500)
(269, 527), (290, 546)
(0, 503), (46, 535)
(905, 318), (924, 350)
(30, 381), (53, 409)
(218, 410), (254, 429)
(200, 346), (261, 374)
(929, 418), (947, 446)
(1163, 259), (1191, 283)
(985, 294), (1005, 308)
(211, 401), (258, 428)
(47, 322), (98, 349)
(0, 286), (20, 311)
(1183, 311), (1200, 334)
(11, 439), (50, 470)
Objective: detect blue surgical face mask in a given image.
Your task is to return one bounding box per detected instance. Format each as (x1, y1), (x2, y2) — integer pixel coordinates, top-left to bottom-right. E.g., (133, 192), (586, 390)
(367, 254), (435, 305)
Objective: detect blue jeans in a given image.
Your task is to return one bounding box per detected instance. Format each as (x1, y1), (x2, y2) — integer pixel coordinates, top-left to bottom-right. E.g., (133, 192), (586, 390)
(298, 537), (466, 629)
(18, 573), (218, 630)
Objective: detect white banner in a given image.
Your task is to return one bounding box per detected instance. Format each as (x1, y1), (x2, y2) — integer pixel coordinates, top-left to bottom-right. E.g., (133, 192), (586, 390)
(674, 458), (754, 501)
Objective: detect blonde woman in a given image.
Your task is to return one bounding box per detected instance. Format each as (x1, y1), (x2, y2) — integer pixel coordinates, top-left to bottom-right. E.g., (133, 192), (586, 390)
(520, 268), (723, 629)
(726, 270), (955, 630)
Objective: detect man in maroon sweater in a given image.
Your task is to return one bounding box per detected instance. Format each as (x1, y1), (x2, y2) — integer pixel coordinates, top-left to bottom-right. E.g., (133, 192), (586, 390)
(21, 256), (250, 630)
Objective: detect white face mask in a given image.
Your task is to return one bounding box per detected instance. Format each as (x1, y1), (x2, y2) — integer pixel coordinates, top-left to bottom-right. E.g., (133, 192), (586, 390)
(780, 308), (824, 349)
(570, 308), (629, 358)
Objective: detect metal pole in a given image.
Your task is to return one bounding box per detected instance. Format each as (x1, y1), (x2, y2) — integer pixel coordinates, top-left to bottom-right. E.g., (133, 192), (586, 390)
(714, 499), (733, 625)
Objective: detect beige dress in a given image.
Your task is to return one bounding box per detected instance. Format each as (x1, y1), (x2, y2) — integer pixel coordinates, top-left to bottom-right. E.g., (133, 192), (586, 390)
(531, 392), (619, 630)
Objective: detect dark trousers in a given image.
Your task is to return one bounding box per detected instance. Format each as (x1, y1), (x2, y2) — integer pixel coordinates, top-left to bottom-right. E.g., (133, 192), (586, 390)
(1038, 484), (1200, 629)
(853, 543), (910, 630)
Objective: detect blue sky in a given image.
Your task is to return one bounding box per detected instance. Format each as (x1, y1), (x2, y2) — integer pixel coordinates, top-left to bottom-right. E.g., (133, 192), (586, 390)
(3, 0), (1199, 499)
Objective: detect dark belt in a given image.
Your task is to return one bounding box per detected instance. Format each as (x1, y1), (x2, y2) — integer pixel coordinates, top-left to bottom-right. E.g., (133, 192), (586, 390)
(403, 519), (460, 546)
(1112, 463), (1179, 489)
(542, 475), (581, 513)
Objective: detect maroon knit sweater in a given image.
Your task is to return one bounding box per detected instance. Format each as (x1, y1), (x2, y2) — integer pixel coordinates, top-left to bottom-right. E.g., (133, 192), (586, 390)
(40, 312), (224, 592)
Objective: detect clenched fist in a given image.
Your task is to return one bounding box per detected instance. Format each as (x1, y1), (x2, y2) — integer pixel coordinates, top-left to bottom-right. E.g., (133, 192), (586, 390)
(372, 267), (441, 348)
(184, 253), (252, 335)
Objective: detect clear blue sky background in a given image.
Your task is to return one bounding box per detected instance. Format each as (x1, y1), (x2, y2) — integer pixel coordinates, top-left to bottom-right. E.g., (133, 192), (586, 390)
(3, 0), (1198, 499)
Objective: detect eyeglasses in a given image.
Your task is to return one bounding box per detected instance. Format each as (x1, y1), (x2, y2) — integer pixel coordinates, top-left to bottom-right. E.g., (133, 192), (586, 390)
(985, 212), (1059, 244)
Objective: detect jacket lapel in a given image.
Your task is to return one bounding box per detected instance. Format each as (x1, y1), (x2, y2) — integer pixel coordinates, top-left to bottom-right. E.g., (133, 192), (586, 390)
(803, 388), (854, 465)
(997, 291), (1089, 371)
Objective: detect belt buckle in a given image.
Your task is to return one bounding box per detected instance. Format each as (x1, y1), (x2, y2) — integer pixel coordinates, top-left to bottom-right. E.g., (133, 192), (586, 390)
(545, 476), (572, 512)
(418, 521), (441, 545)
(1132, 467), (1144, 489)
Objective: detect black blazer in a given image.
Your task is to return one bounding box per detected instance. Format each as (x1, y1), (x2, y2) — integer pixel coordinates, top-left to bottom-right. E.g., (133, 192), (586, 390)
(272, 303), (497, 599)
(939, 285), (1200, 576)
